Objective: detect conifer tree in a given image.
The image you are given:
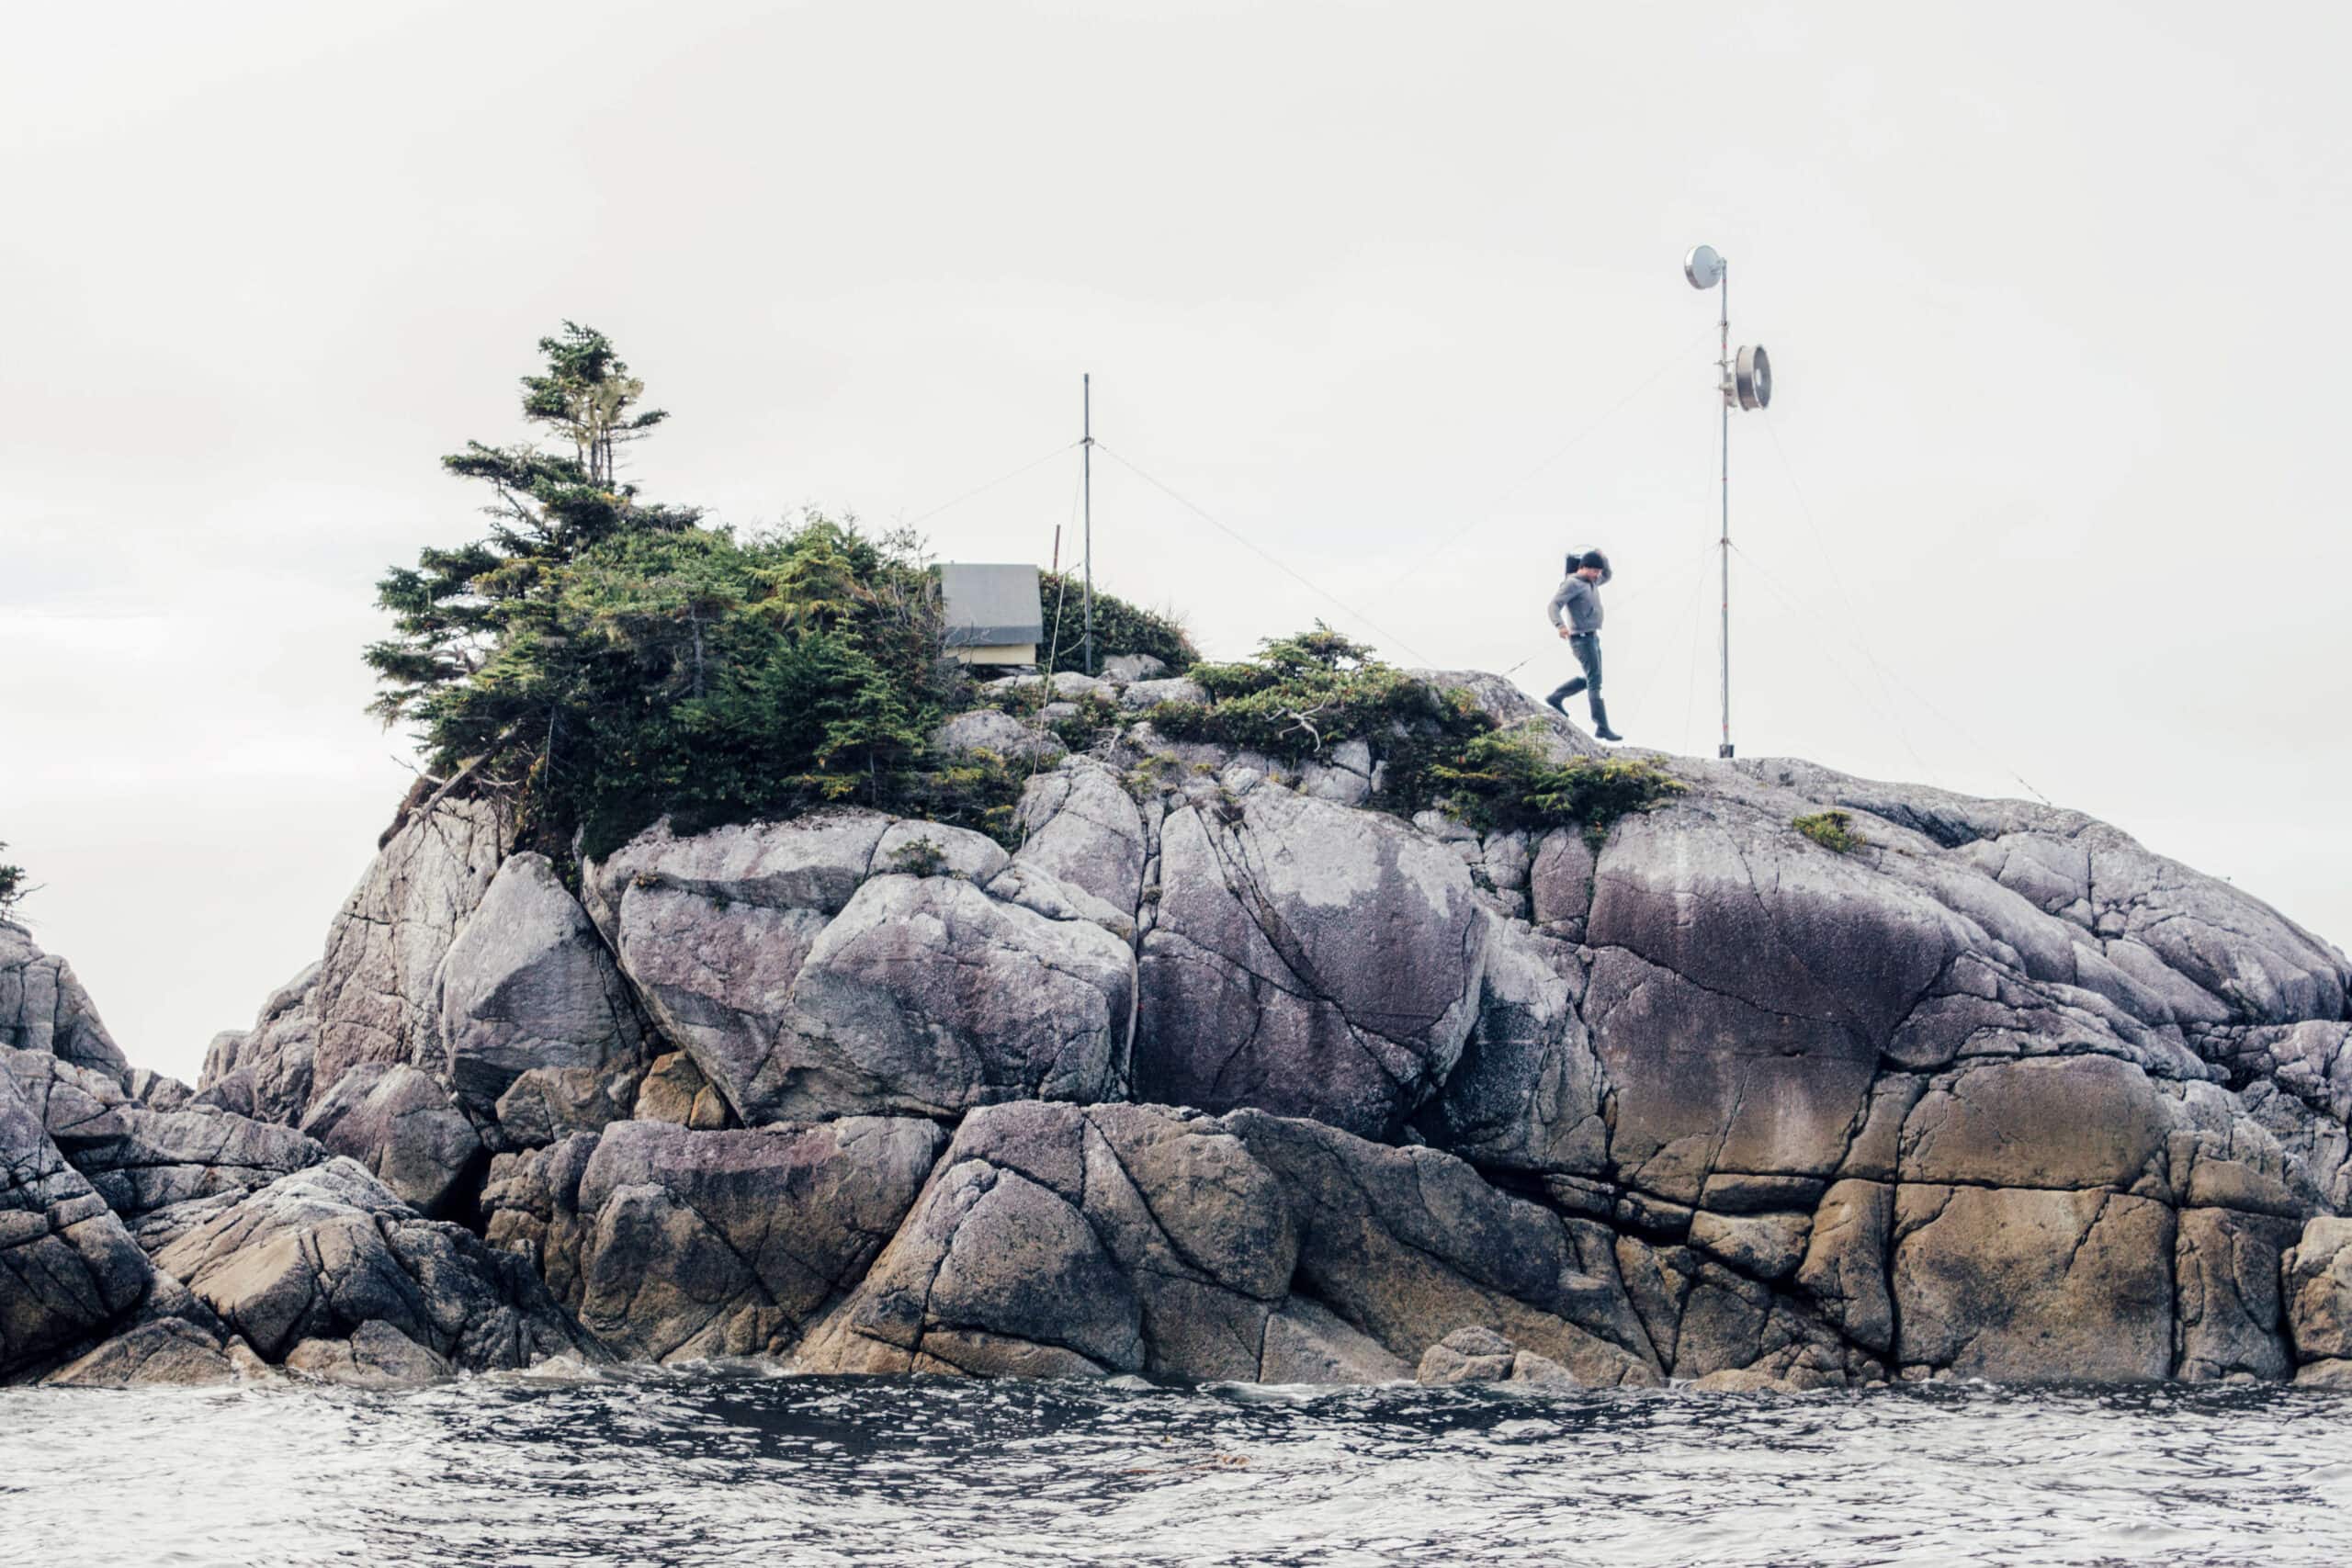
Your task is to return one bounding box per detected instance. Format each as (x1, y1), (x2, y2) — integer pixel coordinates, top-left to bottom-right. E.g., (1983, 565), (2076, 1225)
(365, 325), (695, 774)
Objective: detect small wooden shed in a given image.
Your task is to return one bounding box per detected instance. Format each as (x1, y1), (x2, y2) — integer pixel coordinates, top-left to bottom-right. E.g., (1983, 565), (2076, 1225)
(939, 562), (1044, 666)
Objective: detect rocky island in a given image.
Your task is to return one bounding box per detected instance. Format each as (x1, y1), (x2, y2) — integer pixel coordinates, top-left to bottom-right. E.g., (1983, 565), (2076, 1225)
(8, 327), (2347, 1398)
(7, 655), (2349, 1393)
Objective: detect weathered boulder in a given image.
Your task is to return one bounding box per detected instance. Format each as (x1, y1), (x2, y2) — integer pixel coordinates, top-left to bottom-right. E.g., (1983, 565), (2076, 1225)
(307, 798), (512, 1108)
(797, 1101), (1296, 1380)
(932, 707), (1065, 764)
(298, 1063), (483, 1218)
(437, 852), (650, 1139)
(127, 1069), (193, 1111)
(582, 810), (895, 1122)
(1100, 653), (1168, 683)
(153, 1158), (595, 1372)
(0, 1068), (152, 1381)
(776, 875), (1134, 1121)
(0, 919), (129, 1086)
(486, 1117), (943, 1363)
(2283, 1217), (2352, 1381)
(1007, 758), (1148, 924)
(1135, 782), (1490, 1139)
(284, 1321), (457, 1387)
(1258, 1297), (1411, 1384)
(8, 1040), (322, 1221)
(2174, 1206), (2299, 1382)
(44, 1316), (254, 1387)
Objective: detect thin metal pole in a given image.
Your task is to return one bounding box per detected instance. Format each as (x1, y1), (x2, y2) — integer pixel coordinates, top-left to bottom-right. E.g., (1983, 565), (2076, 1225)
(1717, 269), (1734, 760)
(1082, 374), (1095, 675)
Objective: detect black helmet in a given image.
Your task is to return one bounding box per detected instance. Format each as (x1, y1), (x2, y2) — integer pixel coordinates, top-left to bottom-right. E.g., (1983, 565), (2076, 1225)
(1577, 549), (1609, 572)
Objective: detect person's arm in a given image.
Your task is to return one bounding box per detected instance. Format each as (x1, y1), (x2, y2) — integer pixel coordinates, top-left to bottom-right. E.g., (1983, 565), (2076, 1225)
(1594, 554), (1612, 586)
(1547, 580), (1573, 629)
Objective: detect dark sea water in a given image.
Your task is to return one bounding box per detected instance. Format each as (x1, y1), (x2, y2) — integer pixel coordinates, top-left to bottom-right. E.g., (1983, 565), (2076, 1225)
(3, 1370), (2348, 1566)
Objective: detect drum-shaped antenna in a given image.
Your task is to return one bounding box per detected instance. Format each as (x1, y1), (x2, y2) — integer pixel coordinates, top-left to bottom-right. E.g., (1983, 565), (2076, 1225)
(1735, 344), (1771, 410)
(1684, 244), (1724, 289)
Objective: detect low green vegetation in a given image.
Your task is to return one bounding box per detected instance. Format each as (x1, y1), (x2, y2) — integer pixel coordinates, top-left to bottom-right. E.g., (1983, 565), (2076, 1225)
(1149, 626), (1683, 839)
(366, 324), (1185, 861)
(1037, 571), (1192, 675)
(1793, 809), (1865, 853)
(884, 835), (949, 878)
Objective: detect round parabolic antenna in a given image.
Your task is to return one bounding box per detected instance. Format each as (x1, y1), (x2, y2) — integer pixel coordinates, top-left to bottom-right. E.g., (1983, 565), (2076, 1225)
(1736, 344), (1772, 409)
(1684, 244), (1724, 289)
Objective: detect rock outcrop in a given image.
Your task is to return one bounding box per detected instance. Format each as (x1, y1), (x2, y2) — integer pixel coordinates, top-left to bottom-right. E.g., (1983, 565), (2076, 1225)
(4, 659), (2338, 1392)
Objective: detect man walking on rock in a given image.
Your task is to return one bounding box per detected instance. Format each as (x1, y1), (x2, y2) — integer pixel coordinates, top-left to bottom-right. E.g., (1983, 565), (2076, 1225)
(1544, 549), (1623, 741)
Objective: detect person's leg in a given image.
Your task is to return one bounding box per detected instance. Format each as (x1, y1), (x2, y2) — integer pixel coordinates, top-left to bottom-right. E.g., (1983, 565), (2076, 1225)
(1544, 643), (1588, 712)
(1577, 636), (1603, 718)
(1580, 636), (1621, 739)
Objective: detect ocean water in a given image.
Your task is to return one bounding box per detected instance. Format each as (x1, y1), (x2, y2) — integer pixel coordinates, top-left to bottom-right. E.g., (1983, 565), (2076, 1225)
(2, 1371), (2348, 1566)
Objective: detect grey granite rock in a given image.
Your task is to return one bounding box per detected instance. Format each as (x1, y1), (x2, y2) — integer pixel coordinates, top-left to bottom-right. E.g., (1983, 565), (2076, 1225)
(582, 811), (892, 1123)
(933, 707), (1066, 764)
(2284, 1216), (2352, 1367)
(194, 962), (319, 1126)
(438, 852), (650, 1134)
(776, 875), (1134, 1121)
(0, 1068), (152, 1381)
(307, 799), (512, 1110)
(1134, 784), (1490, 1139)
(0, 919), (130, 1086)
(153, 1158), (596, 1371)
(299, 1063), (484, 1218)
(1008, 758), (1148, 923)
(487, 1117), (944, 1364)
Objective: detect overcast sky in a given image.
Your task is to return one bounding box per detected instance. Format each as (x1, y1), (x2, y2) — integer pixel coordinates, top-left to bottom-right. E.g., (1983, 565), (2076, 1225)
(6, 1), (2346, 1084)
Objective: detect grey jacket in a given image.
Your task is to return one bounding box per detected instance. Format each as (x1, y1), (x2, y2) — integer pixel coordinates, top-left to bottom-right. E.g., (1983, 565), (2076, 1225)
(1547, 565), (1611, 633)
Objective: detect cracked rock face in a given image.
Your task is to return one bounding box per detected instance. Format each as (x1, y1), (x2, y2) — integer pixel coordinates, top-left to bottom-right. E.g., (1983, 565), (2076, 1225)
(587, 812), (1127, 1125)
(1, 919), (129, 1087)
(307, 799), (513, 1111)
(195, 963), (320, 1127)
(0, 1067), (153, 1380)
(438, 852), (650, 1137)
(153, 1158), (595, 1375)
(7, 1042), (322, 1225)
(796, 1100), (1659, 1386)
(484, 1116), (944, 1364)
(1134, 784), (1490, 1139)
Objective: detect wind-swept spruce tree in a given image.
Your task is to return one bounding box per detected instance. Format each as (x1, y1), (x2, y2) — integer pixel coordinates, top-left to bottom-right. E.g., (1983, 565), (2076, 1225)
(365, 325), (989, 858)
(366, 322), (699, 775)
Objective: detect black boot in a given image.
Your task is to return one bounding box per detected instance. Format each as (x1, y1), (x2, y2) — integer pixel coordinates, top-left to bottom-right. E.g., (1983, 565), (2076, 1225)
(1544, 677), (1586, 716)
(1590, 697), (1623, 743)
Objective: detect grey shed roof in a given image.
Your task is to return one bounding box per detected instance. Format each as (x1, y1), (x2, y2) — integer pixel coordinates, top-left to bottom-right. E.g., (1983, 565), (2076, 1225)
(940, 562), (1044, 647)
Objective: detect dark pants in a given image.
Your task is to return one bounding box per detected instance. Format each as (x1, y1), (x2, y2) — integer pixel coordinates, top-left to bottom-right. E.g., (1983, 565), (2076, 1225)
(1547, 634), (1609, 728)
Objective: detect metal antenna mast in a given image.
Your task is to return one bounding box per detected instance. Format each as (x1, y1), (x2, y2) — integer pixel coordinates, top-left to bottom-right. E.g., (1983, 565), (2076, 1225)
(1684, 244), (1771, 759)
(1082, 373), (1095, 676)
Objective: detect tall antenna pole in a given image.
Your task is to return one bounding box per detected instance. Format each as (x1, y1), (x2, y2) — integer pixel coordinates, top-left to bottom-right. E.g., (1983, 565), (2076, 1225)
(1082, 373), (1095, 676)
(1718, 266), (1733, 760)
(1685, 242), (1769, 761)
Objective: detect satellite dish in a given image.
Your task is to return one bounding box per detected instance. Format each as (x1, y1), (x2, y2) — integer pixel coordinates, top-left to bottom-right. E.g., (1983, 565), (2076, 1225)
(1735, 344), (1772, 410)
(1684, 244), (1724, 290)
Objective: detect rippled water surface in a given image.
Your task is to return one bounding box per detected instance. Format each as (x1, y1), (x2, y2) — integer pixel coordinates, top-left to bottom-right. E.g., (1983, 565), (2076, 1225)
(4, 1371), (2350, 1566)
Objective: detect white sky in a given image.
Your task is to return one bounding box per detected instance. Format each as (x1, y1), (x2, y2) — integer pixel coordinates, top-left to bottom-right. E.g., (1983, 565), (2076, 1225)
(6, 1), (2346, 1084)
